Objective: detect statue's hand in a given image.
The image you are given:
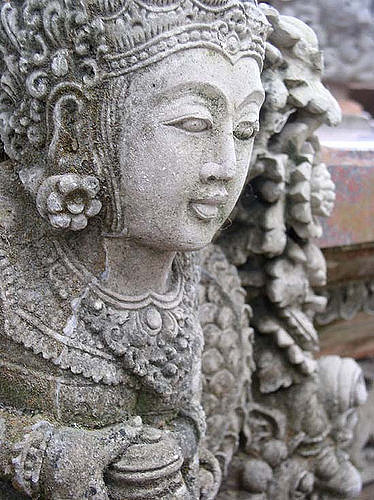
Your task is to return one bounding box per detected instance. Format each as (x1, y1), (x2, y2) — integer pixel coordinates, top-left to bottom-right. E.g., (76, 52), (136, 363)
(40, 417), (143, 500)
(107, 426), (190, 500)
(109, 425), (184, 475)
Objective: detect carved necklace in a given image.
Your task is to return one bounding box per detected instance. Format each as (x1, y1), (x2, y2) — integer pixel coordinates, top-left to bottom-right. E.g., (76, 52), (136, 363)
(54, 240), (199, 396)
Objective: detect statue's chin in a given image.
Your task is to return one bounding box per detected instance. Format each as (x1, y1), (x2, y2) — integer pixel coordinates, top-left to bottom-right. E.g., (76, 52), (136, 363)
(127, 227), (220, 253)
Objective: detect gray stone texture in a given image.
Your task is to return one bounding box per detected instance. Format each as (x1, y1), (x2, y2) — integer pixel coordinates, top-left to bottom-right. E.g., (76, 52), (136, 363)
(0, 0), (366, 498)
(269, 0), (374, 84)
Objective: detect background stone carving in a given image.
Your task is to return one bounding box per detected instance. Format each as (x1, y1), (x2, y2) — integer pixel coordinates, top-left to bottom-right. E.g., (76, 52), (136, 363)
(351, 358), (374, 487)
(268, 0), (374, 84)
(210, 5), (366, 498)
(316, 281), (374, 326)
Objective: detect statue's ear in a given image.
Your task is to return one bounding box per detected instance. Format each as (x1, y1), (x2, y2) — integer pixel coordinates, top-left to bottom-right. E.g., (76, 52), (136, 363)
(46, 84), (89, 175)
(34, 85), (102, 232)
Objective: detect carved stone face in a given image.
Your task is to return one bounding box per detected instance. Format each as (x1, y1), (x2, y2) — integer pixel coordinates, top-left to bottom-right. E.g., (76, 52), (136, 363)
(118, 48), (264, 251)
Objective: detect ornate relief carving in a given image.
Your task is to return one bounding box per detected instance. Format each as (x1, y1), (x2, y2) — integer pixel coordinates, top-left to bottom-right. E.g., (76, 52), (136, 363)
(316, 280), (374, 326)
(0, 0), (366, 499)
(268, 0), (374, 83)
(215, 5), (365, 499)
(351, 359), (374, 487)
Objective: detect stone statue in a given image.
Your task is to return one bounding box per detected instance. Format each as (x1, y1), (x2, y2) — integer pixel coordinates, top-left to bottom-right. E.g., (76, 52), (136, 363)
(0, 0), (366, 498)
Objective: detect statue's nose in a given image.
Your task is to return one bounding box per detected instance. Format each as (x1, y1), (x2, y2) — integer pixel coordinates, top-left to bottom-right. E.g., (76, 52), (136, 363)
(200, 137), (236, 183)
(199, 161), (236, 183)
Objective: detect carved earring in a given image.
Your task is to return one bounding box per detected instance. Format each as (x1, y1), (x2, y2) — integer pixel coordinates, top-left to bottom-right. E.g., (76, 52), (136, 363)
(36, 174), (102, 231)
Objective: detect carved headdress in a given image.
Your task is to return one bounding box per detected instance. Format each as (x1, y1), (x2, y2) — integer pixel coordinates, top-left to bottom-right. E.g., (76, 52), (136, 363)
(0, 0), (269, 160)
(0, 0), (270, 232)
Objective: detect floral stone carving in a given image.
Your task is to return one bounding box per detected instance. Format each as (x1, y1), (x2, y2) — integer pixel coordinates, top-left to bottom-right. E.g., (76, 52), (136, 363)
(0, 0), (366, 499)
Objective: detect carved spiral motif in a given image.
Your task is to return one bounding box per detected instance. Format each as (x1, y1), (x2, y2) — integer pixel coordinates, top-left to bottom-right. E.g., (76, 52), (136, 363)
(0, 0), (105, 161)
(137, 0), (182, 7)
(195, 0), (231, 7)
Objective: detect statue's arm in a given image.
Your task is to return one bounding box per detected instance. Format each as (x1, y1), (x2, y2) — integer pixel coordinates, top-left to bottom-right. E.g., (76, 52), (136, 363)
(0, 403), (143, 499)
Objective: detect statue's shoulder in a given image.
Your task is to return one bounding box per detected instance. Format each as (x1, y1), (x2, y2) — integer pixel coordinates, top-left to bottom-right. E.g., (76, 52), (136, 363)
(0, 161), (46, 295)
(0, 161), (62, 336)
(0, 162), (19, 336)
(0, 161), (21, 293)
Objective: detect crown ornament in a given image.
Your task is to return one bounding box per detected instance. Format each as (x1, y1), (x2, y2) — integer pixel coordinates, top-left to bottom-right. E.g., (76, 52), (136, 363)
(0, 0), (269, 161)
(93, 0), (269, 77)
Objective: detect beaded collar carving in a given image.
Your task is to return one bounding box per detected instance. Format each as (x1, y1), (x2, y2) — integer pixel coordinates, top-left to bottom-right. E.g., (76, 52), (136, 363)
(55, 239), (184, 311)
(53, 240), (199, 395)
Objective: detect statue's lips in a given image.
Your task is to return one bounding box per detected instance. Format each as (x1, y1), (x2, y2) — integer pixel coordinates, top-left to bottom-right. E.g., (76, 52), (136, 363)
(189, 195), (228, 221)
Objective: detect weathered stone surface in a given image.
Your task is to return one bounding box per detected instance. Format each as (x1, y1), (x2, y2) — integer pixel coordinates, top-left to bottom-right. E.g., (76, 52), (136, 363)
(351, 359), (374, 487)
(0, 0), (366, 498)
(268, 0), (374, 84)
(302, 132), (374, 488)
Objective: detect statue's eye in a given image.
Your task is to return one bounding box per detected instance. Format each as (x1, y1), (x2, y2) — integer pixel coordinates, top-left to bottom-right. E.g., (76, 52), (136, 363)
(165, 117), (212, 133)
(234, 121), (259, 141)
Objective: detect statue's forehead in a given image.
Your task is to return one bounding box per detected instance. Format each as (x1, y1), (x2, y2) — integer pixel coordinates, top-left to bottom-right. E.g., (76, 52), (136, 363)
(125, 49), (264, 110)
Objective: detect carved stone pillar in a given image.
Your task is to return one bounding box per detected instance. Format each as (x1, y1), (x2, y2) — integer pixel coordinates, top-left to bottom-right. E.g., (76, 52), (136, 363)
(263, 3), (374, 494)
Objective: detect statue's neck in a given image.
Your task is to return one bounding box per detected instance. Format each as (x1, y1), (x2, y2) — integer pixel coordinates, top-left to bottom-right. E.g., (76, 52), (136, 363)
(54, 225), (177, 298)
(100, 237), (176, 297)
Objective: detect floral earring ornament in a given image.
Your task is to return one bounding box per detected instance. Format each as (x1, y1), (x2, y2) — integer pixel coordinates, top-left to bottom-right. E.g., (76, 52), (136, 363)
(36, 174), (102, 231)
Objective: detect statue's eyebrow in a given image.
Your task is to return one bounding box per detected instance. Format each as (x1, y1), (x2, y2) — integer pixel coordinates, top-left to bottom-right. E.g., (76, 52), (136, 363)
(156, 82), (228, 110)
(237, 89), (265, 111)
